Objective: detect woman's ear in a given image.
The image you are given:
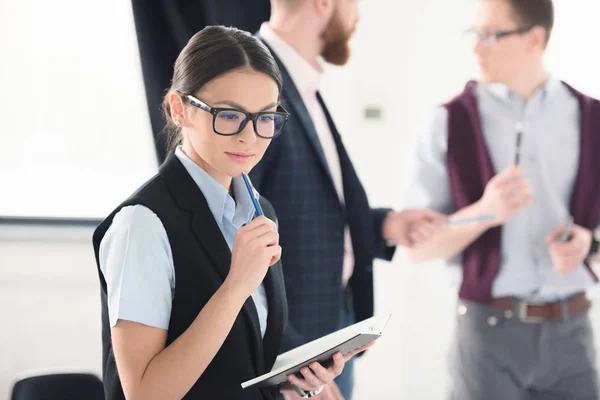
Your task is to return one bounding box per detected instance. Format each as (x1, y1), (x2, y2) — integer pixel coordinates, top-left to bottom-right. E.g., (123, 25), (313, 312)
(169, 91), (186, 127)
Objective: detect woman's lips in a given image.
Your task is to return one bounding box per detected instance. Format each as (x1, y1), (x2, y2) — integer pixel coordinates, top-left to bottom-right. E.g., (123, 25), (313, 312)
(226, 152), (255, 164)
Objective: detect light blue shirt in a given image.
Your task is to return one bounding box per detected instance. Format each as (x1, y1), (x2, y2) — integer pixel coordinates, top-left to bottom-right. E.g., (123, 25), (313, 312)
(405, 78), (598, 301)
(99, 146), (269, 336)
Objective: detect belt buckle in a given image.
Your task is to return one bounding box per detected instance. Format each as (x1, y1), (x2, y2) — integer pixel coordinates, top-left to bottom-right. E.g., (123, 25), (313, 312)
(518, 301), (545, 323)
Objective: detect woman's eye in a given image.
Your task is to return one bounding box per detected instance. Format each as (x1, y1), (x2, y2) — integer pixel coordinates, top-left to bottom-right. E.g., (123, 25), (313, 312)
(258, 115), (275, 123)
(218, 113), (240, 120)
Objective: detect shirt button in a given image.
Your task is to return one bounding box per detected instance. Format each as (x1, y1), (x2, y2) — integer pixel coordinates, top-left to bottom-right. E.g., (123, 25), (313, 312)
(488, 316), (498, 326)
(528, 154), (536, 162)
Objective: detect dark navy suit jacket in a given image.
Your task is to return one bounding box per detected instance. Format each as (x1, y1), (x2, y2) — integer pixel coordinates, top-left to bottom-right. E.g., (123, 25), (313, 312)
(250, 38), (396, 352)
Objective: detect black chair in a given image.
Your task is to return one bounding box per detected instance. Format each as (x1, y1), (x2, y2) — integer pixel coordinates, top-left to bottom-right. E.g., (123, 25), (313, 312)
(10, 373), (104, 400)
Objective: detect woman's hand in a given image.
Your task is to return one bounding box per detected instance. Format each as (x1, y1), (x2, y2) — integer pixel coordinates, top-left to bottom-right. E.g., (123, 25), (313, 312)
(225, 216), (281, 298)
(282, 342), (375, 397)
(282, 382), (344, 400)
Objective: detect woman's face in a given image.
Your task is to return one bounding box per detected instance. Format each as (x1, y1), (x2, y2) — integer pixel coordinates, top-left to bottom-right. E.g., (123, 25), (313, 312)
(176, 68), (280, 189)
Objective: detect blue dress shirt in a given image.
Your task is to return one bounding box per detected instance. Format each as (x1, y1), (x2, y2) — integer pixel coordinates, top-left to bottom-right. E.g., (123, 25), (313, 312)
(99, 146), (269, 336)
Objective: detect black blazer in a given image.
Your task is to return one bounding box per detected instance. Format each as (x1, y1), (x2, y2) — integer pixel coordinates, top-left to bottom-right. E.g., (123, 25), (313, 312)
(250, 38), (395, 352)
(93, 154), (288, 399)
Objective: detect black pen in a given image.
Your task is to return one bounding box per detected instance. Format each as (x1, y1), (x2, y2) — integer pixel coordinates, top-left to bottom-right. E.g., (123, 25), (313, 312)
(557, 216), (574, 243)
(514, 122), (523, 166)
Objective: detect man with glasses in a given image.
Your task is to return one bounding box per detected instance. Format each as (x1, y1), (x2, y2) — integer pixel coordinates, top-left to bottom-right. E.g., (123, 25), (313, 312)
(249, 0), (445, 398)
(404, 0), (600, 398)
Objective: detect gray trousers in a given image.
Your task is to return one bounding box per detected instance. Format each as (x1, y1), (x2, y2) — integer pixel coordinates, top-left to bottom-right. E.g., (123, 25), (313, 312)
(450, 300), (599, 400)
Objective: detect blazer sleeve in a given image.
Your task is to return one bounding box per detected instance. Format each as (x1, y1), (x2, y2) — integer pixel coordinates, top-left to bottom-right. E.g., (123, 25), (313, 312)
(372, 207), (396, 261)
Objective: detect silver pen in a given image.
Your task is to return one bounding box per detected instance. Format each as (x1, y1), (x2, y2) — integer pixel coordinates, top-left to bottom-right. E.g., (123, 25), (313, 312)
(557, 216), (574, 242)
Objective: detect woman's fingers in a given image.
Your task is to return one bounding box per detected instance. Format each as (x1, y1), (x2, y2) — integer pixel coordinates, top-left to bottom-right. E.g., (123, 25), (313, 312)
(344, 342), (375, 361)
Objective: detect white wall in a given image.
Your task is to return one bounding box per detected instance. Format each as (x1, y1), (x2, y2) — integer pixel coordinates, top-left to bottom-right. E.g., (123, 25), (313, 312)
(0, 0), (157, 219)
(0, 226), (102, 399)
(2, 0), (600, 399)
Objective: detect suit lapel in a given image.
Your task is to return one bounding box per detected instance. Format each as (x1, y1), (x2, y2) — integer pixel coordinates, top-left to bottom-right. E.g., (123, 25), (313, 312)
(159, 154), (265, 375)
(316, 91), (351, 199)
(190, 211), (265, 373)
(256, 197), (287, 374)
(261, 258), (286, 369)
(258, 36), (337, 192)
(258, 261), (286, 400)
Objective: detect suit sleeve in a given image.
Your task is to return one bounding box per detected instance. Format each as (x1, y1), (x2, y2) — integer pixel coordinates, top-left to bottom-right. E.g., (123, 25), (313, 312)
(372, 207), (396, 261)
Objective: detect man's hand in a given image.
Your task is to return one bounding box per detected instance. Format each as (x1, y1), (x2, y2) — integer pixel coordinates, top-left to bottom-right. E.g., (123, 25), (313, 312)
(382, 208), (447, 247)
(547, 223), (592, 275)
(477, 165), (533, 227)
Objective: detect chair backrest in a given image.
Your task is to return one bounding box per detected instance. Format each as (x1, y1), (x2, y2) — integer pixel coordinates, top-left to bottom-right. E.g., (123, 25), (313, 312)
(10, 373), (104, 400)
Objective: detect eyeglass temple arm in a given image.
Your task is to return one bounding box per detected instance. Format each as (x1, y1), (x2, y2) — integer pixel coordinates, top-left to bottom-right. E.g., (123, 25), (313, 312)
(185, 95), (212, 113)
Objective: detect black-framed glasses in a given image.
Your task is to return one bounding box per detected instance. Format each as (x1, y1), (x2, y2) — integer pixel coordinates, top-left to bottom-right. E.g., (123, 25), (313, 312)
(184, 94), (290, 139)
(466, 26), (533, 46)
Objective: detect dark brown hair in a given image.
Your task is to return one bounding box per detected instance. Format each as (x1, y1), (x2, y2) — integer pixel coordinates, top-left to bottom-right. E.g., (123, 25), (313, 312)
(162, 26), (283, 150)
(508, 0), (554, 45)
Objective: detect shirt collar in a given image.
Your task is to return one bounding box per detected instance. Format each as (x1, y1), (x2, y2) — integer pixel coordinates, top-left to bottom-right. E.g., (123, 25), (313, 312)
(483, 75), (561, 105)
(174, 146), (256, 228)
(259, 22), (323, 97)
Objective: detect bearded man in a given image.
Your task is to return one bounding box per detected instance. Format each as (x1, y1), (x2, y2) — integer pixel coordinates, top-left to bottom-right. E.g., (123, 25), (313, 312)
(252, 2), (445, 398)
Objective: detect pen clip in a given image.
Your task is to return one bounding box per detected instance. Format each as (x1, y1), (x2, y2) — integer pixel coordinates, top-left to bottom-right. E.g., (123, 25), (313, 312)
(515, 122), (524, 132)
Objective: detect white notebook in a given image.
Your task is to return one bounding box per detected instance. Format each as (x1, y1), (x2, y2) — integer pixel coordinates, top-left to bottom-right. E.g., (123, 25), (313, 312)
(241, 314), (392, 390)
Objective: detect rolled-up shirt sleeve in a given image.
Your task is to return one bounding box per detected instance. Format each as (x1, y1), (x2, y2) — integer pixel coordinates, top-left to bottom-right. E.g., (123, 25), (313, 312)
(99, 205), (175, 330)
(403, 107), (454, 215)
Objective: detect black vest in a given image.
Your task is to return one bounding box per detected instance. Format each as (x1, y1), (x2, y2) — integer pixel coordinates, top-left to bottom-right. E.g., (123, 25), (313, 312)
(92, 154), (288, 399)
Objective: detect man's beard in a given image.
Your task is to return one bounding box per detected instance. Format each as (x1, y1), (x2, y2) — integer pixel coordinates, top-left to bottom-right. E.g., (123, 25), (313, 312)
(320, 10), (353, 66)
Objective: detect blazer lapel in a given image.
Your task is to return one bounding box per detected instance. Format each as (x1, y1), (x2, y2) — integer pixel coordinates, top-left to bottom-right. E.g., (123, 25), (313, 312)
(316, 91), (352, 207)
(159, 154), (265, 375)
(261, 259), (287, 369)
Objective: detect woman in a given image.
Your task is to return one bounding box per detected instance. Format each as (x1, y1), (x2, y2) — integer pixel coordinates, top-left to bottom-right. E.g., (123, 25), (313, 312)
(92, 26), (367, 400)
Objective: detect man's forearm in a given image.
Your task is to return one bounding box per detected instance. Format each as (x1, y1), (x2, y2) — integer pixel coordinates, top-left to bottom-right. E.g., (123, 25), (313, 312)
(404, 201), (491, 263)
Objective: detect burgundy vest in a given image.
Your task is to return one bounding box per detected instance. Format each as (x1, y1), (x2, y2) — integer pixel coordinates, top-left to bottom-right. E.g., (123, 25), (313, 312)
(444, 81), (600, 303)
